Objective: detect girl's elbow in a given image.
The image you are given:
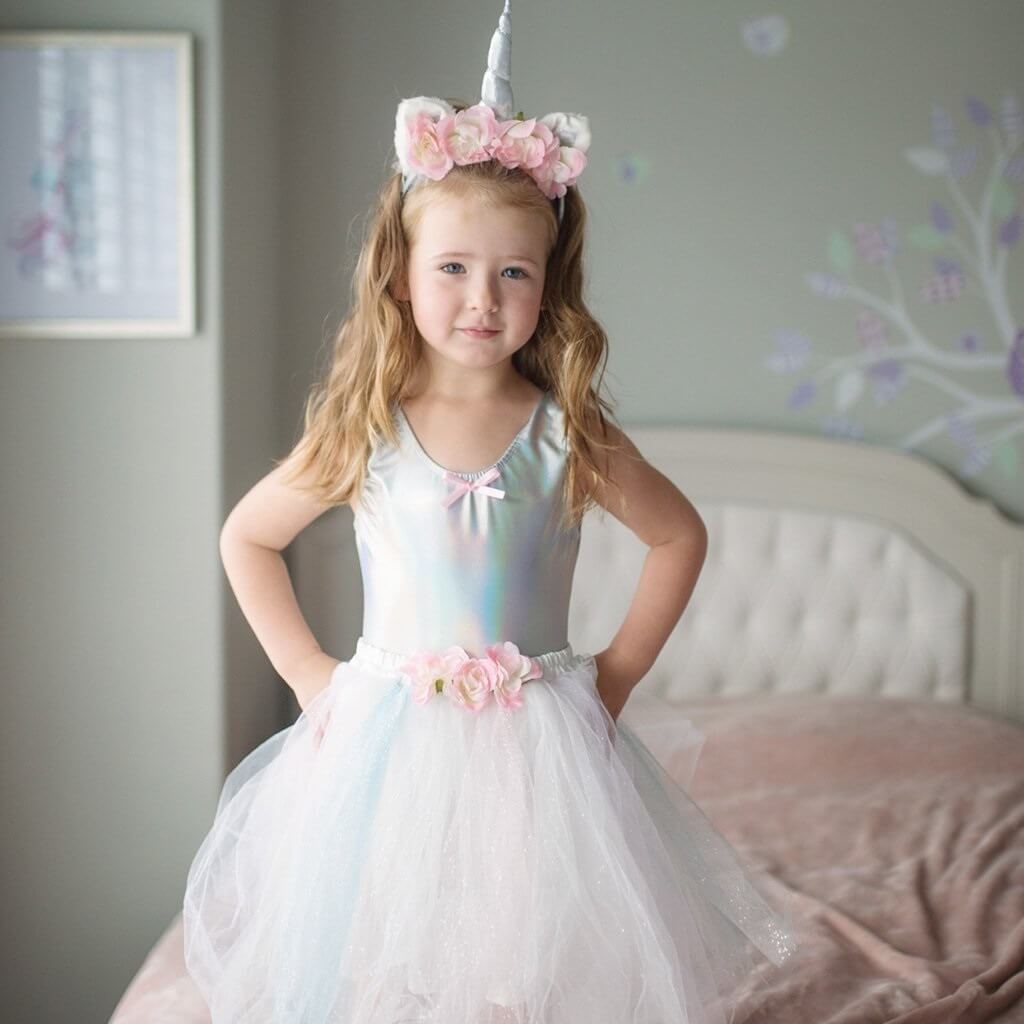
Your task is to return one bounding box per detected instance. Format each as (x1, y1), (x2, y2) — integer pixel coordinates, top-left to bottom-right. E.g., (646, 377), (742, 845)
(685, 514), (709, 574)
(219, 513), (245, 557)
(685, 508), (708, 556)
(695, 514), (709, 554)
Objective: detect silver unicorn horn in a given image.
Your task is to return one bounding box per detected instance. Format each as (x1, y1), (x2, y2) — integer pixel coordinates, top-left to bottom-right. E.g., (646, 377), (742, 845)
(480, 0), (514, 120)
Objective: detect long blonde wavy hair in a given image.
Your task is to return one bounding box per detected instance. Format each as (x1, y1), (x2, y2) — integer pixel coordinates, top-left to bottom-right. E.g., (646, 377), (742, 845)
(279, 107), (628, 531)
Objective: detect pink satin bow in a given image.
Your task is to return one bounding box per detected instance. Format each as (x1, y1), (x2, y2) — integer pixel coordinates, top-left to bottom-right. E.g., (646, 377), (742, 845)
(441, 467), (506, 508)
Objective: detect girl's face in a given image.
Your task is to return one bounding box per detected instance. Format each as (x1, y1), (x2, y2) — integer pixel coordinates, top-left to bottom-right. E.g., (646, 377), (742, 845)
(400, 193), (549, 378)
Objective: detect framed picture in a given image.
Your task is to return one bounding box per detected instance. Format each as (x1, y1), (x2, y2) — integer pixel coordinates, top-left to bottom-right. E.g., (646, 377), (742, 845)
(0, 31), (195, 338)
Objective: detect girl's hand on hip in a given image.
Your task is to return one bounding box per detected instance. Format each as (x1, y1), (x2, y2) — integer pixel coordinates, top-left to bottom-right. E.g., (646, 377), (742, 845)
(591, 647), (639, 724)
(289, 654), (343, 749)
(288, 652), (341, 712)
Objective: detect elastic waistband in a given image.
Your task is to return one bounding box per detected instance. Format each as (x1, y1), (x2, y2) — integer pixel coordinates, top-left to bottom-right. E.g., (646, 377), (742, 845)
(352, 635), (580, 678)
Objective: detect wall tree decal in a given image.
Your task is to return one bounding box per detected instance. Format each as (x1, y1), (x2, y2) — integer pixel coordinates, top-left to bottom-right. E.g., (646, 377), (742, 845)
(768, 93), (1023, 481)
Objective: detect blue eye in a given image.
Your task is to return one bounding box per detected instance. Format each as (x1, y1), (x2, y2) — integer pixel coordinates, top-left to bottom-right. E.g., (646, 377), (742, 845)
(439, 263), (529, 280)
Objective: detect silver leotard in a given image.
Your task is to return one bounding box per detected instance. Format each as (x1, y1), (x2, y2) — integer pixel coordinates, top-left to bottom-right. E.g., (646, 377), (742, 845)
(351, 390), (581, 658)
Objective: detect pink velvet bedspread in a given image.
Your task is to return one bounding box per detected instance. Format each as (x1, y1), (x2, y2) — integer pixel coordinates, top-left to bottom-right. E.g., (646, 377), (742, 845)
(110, 694), (1024, 1023)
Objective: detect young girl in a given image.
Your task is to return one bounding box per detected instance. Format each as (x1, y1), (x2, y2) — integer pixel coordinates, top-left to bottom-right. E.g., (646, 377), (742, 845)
(183, 3), (798, 1021)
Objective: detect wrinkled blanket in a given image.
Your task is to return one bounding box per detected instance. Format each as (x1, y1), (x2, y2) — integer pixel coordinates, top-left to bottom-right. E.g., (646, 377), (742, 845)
(624, 693), (1024, 1024)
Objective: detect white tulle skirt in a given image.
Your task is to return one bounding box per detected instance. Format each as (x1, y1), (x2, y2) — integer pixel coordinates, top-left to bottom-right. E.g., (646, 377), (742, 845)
(183, 637), (798, 1024)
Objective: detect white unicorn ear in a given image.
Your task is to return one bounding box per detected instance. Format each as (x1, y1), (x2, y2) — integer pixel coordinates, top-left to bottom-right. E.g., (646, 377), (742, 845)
(538, 112), (591, 154)
(480, 0), (514, 120)
(393, 96), (456, 176)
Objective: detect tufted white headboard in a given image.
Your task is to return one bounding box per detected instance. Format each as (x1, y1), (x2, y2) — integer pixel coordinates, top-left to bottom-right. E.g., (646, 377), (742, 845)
(291, 427), (1024, 727)
(569, 428), (1024, 726)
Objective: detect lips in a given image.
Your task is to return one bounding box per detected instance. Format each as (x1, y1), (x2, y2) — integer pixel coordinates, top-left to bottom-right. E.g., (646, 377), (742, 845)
(460, 327), (500, 337)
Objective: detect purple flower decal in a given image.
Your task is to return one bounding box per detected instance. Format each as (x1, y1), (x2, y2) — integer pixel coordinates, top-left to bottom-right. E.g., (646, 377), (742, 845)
(966, 96), (992, 126)
(930, 202), (954, 233)
(999, 213), (1021, 248)
(741, 15), (790, 56)
(1001, 95), (1024, 144)
(867, 359), (906, 405)
(853, 221), (898, 265)
(1008, 329), (1024, 400)
(945, 412), (993, 478)
(921, 269), (965, 303)
(788, 381), (816, 409)
(766, 330), (812, 374)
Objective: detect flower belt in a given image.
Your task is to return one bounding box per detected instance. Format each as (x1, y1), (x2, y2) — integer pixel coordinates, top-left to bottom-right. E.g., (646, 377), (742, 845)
(398, 640), (543, 712)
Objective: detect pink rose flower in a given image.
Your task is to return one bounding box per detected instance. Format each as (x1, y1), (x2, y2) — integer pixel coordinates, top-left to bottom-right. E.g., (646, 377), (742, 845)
(447, 656), (501, 713)
(406, 112), (454, 180)
(438, 103), (501, 165)
(491, 117), (557, 171)
(530, 146), (588, 200)
(484, 641), (543, 710)
(399, 644), (467, 704)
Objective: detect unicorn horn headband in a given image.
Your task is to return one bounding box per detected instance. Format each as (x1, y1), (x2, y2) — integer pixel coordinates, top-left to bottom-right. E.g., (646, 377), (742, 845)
(392, 0), (591, 222)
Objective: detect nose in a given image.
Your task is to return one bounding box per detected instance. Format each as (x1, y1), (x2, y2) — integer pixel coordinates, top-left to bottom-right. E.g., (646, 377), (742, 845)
(468, 272), (500, 313)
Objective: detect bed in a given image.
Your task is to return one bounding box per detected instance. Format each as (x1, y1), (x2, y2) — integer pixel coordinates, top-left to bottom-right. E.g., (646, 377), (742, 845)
(110, 426), (1024, 1024)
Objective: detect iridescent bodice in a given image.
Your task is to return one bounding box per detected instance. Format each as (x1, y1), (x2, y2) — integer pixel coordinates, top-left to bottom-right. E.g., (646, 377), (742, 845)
(351, 390), (581, 657)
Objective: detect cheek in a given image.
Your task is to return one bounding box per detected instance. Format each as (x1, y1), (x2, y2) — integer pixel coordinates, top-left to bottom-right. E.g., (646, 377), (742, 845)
(515, 289), (544, 320)
(410, 281), (450, 315)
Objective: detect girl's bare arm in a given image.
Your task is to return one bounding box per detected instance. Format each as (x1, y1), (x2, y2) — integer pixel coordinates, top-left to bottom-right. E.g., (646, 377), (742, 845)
(219, 453), (340, 711)
(587, 423), (708, 720)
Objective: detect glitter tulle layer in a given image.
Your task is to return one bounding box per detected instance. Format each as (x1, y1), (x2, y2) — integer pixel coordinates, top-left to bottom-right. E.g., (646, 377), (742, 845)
(183, 637), (797, 1024)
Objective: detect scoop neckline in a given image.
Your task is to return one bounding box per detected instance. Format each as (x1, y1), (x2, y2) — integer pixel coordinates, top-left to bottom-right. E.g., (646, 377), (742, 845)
(397, 390), (548, 479)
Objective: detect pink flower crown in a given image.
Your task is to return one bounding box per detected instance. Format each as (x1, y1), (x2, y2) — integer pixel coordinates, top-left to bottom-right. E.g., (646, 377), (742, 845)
(393, 97), (590, 203)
